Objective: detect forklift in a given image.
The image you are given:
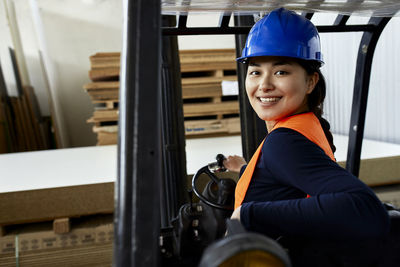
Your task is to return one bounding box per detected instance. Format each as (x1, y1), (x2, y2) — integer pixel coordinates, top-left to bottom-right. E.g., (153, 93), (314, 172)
(113, 1), (400, 266)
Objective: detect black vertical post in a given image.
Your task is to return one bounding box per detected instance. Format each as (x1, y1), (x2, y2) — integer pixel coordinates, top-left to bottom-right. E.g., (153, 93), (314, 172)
(346, 17), (390, 176)
(114, 0), (161, 266)
(160, 15), (188, 227)
(234, 15), (268, 162)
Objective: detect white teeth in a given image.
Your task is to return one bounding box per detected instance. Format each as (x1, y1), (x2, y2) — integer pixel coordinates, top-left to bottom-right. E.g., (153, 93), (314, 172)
(259, 97), (280, 103)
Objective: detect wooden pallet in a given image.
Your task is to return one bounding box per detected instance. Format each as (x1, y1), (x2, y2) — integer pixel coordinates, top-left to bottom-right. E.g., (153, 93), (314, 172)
(179, 49), (236, 72)
(87, 49), (236, 78)
(88, 68), (119, 82)
(88, 53), (120, 82)
(180, 49), (240, 137)
(87, 109), (118, 124)
(85, 49), (241, 141)
(92, 100), (119, 109)
(181, 75), (237, 99)
(183, 100), (239, 118)
(83, 81), (119, 100)
(89, 52), (120, 69)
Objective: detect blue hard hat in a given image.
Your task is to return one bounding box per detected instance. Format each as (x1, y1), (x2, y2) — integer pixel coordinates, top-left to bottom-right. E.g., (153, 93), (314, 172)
(237, 8), (323, 65)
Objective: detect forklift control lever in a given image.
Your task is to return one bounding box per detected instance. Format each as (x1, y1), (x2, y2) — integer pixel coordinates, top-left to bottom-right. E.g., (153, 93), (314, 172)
(207, 154), (227, 173)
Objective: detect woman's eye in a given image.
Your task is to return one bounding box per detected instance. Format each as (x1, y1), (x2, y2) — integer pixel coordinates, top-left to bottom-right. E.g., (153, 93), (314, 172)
(249, 70), (259, 75)
(249, 70), (260, 75)
(275, 70), (288, 76)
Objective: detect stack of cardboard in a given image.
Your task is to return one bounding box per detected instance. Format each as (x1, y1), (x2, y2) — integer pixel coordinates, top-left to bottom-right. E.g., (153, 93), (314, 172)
(84, 49), (241, 145)
(85, 53), (120, 145)
(0, 219), (113, 267)
(0, 181), (114, 266)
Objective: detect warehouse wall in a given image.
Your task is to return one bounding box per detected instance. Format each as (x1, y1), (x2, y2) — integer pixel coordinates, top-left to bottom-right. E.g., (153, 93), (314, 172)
(0, 2), (399, 148)
(314, 14), (400, 144)
(0, 0), (123, 147)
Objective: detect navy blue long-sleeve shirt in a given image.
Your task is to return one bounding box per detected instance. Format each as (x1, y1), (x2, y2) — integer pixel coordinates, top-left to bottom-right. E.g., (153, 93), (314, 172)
(239, 128), (390, 241)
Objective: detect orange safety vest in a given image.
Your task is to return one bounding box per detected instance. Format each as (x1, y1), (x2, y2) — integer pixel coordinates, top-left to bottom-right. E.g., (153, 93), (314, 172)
(234, 112), (335, 209)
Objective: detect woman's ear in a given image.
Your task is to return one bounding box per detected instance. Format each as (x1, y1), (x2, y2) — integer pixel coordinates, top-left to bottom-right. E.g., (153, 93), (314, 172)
(307, 72), (319, 94)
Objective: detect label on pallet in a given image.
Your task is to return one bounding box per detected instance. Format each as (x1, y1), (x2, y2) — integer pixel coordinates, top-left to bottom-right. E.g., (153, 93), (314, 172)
(221, 80), (239, 96)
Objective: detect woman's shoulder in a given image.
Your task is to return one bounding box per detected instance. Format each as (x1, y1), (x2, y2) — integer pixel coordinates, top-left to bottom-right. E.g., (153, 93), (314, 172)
(263, 127), (328, 160)
(266, 127), (310, 144)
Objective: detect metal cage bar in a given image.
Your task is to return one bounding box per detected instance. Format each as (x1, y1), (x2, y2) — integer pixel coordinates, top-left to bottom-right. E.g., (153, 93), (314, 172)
(114, 0), (162, 266)
(160, 15), (189, 226)
(162, 24), (377, 35)
(346, 16), (391, 176)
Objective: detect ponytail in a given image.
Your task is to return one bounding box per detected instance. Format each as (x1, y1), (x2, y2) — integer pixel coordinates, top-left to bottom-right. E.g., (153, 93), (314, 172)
(297, 60), (336, 154)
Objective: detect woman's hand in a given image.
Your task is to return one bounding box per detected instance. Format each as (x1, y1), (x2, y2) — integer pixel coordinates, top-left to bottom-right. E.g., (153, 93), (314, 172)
(223, 155), (247, 173)
(230, 206), (241, 221)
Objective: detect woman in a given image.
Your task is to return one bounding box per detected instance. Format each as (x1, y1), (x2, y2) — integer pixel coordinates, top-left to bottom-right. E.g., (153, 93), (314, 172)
(224, 8), (389, 241)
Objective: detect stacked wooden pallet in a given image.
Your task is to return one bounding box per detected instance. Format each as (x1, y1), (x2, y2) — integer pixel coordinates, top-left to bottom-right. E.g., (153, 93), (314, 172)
(85, 53), (120, 145)
(84, 49), (241, 145)
(180, 49), (240, 137)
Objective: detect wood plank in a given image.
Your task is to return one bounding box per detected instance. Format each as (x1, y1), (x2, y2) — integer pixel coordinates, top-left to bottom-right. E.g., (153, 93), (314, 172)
(53, 218), (70, 234)
(91, 100), (118, 109)
(87, 91), (119, 101)
(97, 132), (117, 146)
(20, 94), (38, 150)
(87, 116), (118, 124)
(179, 49), (236, 64)
(0, 102), (11, 153)
(0, 62), (14, 153)
(90, 59), (120, 69)
(0, 183), (114, 226)
(23, 86), (47, 150)
(10, 97), (27, 151)
(0, 122), (8, 153)
(180, 49), (236, 72)
(88, 68), (119, 82)
(180, 62), (236, 73)
(182, 84), (222, 99)
(92, 110), (118, 121)
(90, 52), (120, 58)
(93, 125), (118, 133)
(83, 82), (120, 90)
(181, 76), (237, 99)
(2, 99), (17, 152)
(181, 75), (236, 85)
(183, 101), (239, 117)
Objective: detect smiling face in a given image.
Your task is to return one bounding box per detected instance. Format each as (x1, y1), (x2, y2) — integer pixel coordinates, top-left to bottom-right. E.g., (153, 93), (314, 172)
(245, 56), (319, 131)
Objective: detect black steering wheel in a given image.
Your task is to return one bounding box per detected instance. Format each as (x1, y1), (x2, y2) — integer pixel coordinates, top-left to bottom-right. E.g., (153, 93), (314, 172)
(192, 164), (236, 211)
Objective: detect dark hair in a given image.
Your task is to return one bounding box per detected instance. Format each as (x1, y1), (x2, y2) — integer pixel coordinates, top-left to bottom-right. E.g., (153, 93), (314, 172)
(297, 59), (336, 154)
